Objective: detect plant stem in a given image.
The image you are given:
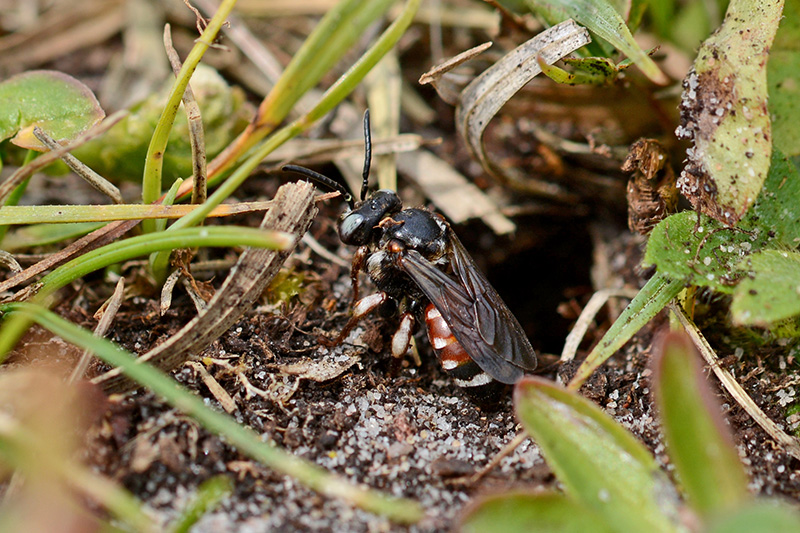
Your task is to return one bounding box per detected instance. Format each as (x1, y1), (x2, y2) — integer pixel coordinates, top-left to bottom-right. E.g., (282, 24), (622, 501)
(141, 0), (238, 233)
(0, 226), (291, 360)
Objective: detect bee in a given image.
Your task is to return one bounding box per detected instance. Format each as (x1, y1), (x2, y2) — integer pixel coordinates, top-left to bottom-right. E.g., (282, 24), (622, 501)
(283, 111), (537, 402)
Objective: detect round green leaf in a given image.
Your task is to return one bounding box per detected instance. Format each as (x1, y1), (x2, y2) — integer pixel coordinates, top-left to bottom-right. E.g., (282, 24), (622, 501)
(0, 70), (105, 151)
(644, 211), (759, 293)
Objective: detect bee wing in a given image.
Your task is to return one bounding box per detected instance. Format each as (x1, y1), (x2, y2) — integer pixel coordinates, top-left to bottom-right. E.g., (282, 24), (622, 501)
(446, 230), (538, 372)
(399, 241), (537, 385)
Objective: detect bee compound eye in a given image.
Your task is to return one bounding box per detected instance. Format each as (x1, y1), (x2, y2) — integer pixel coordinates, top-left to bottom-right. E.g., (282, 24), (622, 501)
(339, 212), (370, 245)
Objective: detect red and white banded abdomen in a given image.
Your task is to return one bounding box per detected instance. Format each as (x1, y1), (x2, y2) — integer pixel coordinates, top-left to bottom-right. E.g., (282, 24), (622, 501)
(424, 304), (495, 391)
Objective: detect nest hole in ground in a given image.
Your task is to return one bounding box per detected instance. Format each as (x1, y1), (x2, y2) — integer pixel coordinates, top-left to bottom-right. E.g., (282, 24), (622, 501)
(483, 217), (594, 357)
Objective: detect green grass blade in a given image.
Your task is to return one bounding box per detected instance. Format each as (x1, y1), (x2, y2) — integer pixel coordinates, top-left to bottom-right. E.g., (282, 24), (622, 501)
(206, 0), (398, 185)
(0, 413), (154, 532)
(162, 0), (421, 236)
(0, 202), (273, 226)
(569, 271), (684, 390)
(149, 177), (185, 281)
(522, 0), (668, 84)
(460, 492), (614, 533)
(149, 0), (419, 271)
(0, 302), (425, 525)
(255, 0), (394, 130)
(2, 221), (104, 251)
(0, 226), (291, 359)
(154, 178), (183, 233)
(168, 476), (232, 533)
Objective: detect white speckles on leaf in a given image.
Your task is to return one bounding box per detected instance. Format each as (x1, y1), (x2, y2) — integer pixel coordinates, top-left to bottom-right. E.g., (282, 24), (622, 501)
(677, 0), (784, 225)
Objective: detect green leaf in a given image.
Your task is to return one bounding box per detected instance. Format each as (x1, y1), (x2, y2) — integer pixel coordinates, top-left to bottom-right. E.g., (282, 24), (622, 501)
(742, 151), (800, 248)
(459, 492), (614, 533)
(570, 271), (684, 388)
(653, 332), (750, 517)
(540, 56), (621, 85)
(73, 65), (251, 184)
(0, 70), (104, 150)
(515, 377), (680, 533)
(676, 0), (783, 225)
(574, 154), (799, 387)
(645, 153), (800, 295)
(768, 0), (800, 157)
(731, 249), (800, 326)
(707, 501), (800, 533)
(522, 0), (667, 84)
(643, 211), (759, 293)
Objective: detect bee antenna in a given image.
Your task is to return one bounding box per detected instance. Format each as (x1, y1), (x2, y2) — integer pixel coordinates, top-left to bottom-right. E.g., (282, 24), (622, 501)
(360, 109), (372, 202)
(282, 164), (354, 209)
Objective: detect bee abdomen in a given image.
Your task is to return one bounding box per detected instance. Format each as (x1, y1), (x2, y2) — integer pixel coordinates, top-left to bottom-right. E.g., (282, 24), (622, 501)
(424, 304), (497, 393)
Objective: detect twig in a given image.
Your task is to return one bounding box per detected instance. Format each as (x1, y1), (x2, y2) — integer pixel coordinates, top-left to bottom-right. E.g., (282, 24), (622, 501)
(454, 430), (529, 485)
(182, 276), (209, 313)
(192, 0), (285, 85)
(561, 288), (640, 363)
(160, 269), (182, 316)
(187, 361), (237, 413)
(0, 110), (127, 204)
(670, 302), (800, 461)
(455, 20), (591, 197)
(93, 181), (318, 392)
(301, 233), (350, 268)
(32, 127), (123, 204)
(68, 277), (125, 383)
(164, 23), (208, 205)
(0, 251), (22, 275)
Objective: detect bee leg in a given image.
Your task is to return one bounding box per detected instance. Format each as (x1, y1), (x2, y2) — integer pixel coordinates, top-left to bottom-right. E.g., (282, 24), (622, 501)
(349, 246), (369, 304)
(321, 292), (387, 347)
(388, 312), (414, 377)
(391, 312), (415, 359)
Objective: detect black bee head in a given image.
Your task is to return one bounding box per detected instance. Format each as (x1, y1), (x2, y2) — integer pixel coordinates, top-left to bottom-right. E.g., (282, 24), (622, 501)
(338, 189), (402, 245)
